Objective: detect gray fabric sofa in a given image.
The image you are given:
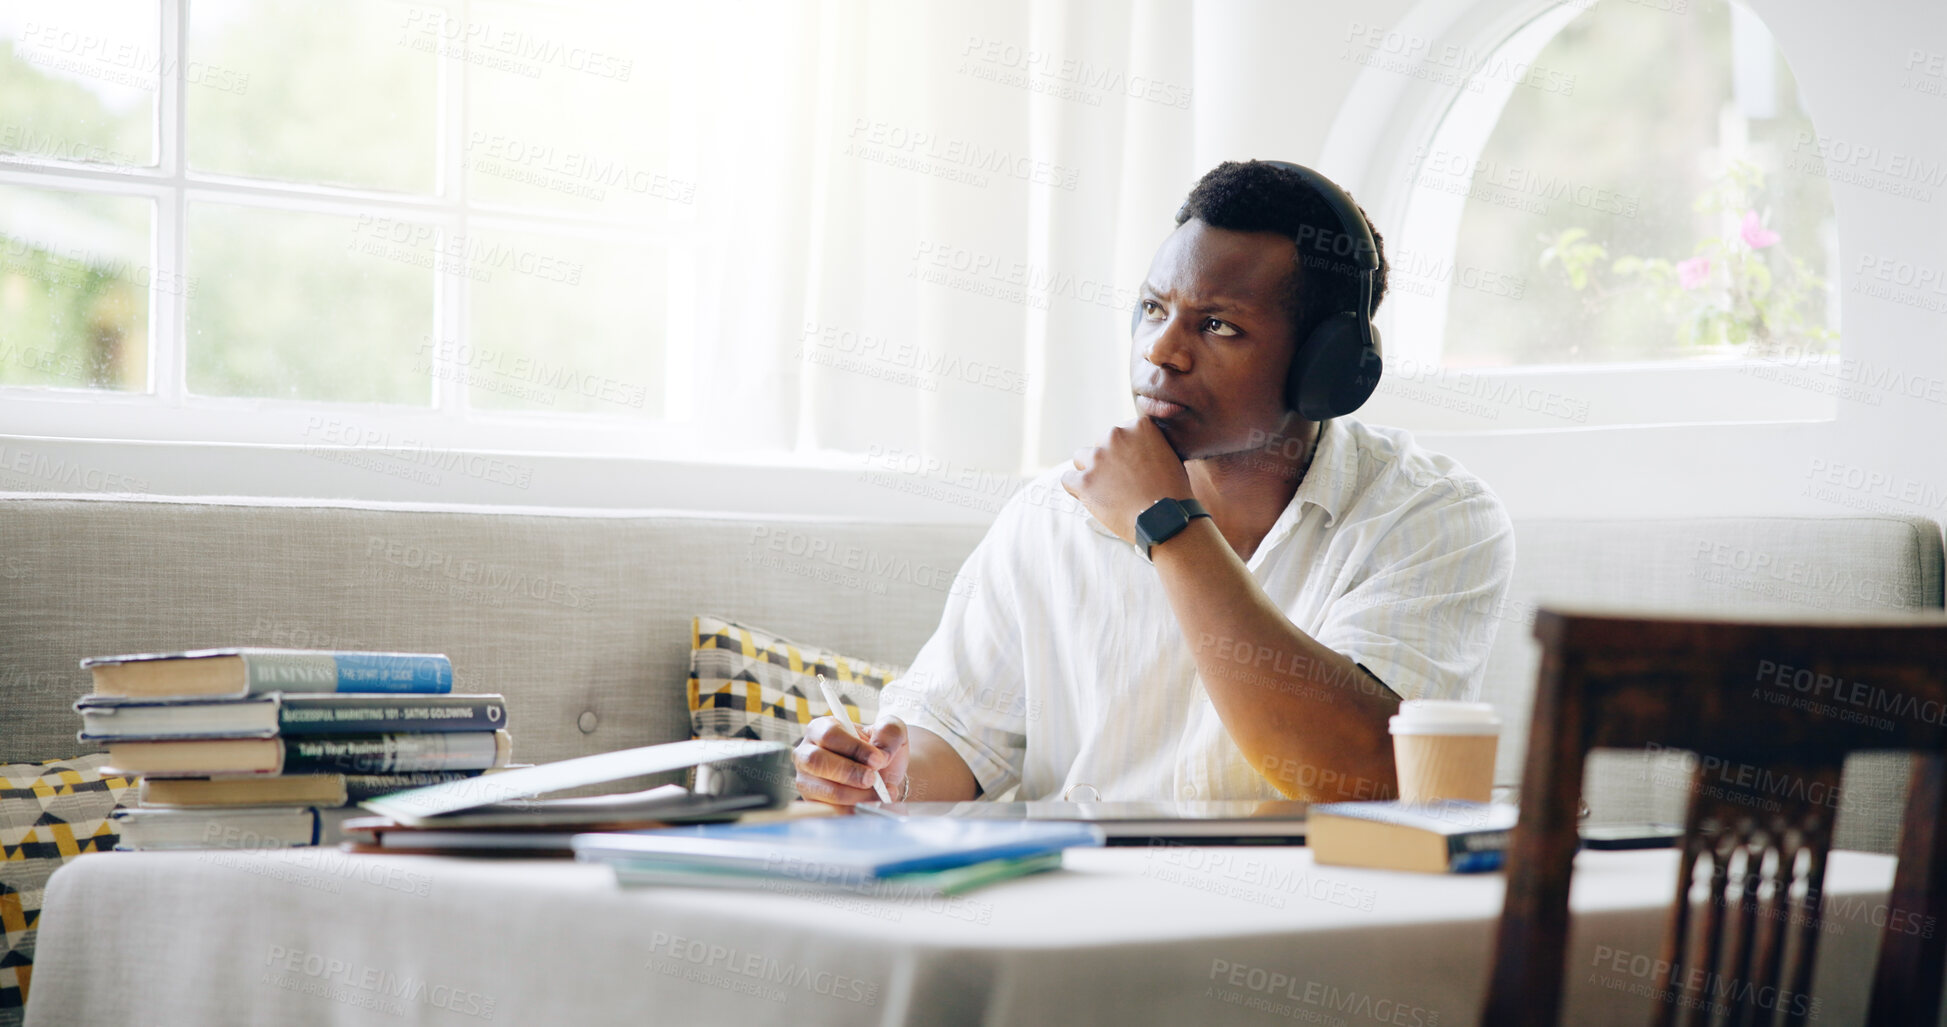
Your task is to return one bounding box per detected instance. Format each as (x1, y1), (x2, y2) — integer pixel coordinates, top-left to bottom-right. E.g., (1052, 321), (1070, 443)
(2, 494), (1939, 850)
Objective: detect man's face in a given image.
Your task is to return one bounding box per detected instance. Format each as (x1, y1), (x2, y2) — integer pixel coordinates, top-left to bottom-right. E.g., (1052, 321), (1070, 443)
(1131, 219), (1300, 461)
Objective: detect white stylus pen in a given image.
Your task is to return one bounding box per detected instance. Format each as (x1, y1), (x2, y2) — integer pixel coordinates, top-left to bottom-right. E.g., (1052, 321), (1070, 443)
(817, 673), (892, 803)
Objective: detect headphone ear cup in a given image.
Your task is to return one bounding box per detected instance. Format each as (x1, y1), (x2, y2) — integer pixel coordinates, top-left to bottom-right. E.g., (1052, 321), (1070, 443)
(1291, 313), (1383, 421)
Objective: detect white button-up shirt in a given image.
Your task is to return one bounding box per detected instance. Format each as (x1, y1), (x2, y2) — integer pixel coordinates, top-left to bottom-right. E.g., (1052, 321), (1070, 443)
(878, 416), (1516, 802)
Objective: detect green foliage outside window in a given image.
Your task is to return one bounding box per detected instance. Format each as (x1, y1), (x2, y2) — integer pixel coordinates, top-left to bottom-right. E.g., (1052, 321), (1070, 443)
(1540, 162), (1835, 356)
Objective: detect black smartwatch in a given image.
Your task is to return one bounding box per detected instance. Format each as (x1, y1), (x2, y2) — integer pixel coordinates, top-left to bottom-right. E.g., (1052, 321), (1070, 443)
(1134, 497), (1210, 561)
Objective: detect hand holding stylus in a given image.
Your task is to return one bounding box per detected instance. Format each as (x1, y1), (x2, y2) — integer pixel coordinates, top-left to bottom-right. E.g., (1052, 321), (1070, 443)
(815, 674), (892, 803)
(794, 674), (907, 807)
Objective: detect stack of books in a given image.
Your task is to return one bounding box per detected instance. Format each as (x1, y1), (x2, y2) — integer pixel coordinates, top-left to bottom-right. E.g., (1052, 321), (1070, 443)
(79, 647), (511, 851)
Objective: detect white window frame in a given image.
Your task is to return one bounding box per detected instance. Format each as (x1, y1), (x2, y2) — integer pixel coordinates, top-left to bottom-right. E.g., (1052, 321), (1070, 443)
(1322, 0), (1840, 433)
(0, 1), (1023, 521)
(0, 0), (708, 458)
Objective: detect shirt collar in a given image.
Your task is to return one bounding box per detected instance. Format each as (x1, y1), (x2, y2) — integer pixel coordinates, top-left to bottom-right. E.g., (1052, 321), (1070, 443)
(1239, 418), (1356, 568)
(1290, 417), (1359, 530)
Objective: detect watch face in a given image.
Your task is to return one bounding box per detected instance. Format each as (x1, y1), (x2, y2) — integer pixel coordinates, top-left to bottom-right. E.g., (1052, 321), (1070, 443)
(1136, 499), (1191, 556)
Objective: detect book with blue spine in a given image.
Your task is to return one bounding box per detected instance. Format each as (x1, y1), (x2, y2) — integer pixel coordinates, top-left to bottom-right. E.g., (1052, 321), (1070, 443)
(81, 647), (454, 698)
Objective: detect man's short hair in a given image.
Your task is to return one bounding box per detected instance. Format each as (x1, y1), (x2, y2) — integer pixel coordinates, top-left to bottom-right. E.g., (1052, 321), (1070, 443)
(1173, 160), (1389, 348)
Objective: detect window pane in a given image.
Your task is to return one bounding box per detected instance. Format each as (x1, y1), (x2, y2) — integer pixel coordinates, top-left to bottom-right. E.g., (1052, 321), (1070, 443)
(0, 1), (158, 167)
(0, 183), (151, 390)
(187, 0), (438, 193)
(1433, 0), (1837, 366)
(455, 2), (687, 220)
(463, 228), (663, 417)
(186, 203), (433, 403)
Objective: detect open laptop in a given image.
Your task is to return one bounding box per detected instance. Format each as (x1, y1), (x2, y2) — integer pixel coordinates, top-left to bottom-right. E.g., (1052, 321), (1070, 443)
(857, 799), (1308, 845)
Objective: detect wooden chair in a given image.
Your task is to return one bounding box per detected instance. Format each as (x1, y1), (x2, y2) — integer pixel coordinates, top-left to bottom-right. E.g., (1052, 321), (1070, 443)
(1482, 606), (1947, 1027)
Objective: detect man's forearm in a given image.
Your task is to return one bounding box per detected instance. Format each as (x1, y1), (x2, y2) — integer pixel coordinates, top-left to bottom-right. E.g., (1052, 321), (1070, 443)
(1151, 518), (1401, 801)
(901, 724), (983, 803)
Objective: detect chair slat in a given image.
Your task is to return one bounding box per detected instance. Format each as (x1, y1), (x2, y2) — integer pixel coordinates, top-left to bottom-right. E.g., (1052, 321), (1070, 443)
(1653, 836), (1707, 1027)
(1723, 838), (1764, 1027)
(1782, 844), (1829, 1027)
(1741, 839), (1791, 1027)
(1688, 838), (1733, 1027)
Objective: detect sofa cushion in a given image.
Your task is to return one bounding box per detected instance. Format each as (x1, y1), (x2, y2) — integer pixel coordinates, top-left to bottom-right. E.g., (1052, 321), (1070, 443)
(688, 615), (904, 746)
(0, 754), (135, 1023)
(0, 497), (986, 768)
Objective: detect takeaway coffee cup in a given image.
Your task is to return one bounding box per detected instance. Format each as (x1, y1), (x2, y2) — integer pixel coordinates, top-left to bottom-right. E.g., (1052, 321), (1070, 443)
(1389, 700), (1501, 803)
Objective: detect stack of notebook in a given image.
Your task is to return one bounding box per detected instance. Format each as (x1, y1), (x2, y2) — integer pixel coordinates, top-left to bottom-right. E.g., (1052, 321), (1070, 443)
(573, 817), (1104, 896)
(79, 647), (512, 850)
(343, 738), (798, 856)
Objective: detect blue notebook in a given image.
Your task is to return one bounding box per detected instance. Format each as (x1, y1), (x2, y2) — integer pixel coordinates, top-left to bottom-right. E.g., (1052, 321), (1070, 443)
(572, 816), (1105, 878)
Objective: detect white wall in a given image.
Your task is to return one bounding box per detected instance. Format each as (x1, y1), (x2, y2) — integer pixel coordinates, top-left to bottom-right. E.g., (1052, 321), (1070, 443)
(1190, 0), (1947, 525)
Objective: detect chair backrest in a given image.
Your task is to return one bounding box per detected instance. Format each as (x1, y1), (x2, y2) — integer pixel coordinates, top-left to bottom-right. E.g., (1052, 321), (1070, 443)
(1481, 606), (1947, 1027)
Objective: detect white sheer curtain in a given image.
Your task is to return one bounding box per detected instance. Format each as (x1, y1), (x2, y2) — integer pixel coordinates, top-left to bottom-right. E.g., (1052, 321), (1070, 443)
(684, 0), (1198, 474)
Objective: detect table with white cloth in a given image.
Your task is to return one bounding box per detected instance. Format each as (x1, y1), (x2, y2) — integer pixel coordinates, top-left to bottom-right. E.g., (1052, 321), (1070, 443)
(22, 843), (1918, 1026)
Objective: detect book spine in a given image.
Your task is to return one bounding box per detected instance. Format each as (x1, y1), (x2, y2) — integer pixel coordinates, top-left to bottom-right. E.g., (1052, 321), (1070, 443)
(277, 696), (505, 735)
(282, 732), (503, 774)
(138, 775), (348, 808)
(1447, 829), (1512, 873)
(79, 725), (280, 742)
(243, 653), (454, 694)
(342, 770), (484, 801)
(112, 807), (323, 850)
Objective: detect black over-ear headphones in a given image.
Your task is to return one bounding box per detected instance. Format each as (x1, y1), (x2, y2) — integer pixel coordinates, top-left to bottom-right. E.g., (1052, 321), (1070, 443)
(1135, 160), (1384, 421)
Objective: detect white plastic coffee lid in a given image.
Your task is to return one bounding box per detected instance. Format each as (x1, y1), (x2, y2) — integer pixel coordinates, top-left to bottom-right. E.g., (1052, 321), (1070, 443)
(1389, 700), (1502, 736)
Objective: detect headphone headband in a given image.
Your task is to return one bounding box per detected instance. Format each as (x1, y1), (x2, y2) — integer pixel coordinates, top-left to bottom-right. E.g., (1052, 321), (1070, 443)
(1259, 159), (1380, 275)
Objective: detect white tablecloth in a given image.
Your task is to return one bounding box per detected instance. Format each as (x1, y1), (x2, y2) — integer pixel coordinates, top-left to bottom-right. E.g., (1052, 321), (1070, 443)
(23, 844), (1915, 1026)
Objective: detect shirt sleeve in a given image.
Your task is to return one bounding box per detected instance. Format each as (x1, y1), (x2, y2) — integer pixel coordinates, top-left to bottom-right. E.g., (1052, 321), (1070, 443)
(876, 489), (1035, 798)
(1312, 478), (1516, 703)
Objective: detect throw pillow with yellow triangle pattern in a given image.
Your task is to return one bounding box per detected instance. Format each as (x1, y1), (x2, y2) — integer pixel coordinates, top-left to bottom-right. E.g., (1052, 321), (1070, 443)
(1, 754), (135, 1021)
(688, 615), (906, 747)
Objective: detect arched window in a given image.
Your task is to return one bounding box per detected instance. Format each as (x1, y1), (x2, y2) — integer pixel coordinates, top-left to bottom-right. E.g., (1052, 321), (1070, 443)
(1363, 0), (1842, 429)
